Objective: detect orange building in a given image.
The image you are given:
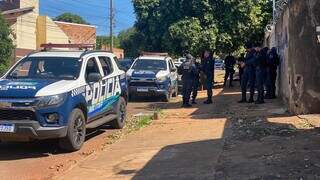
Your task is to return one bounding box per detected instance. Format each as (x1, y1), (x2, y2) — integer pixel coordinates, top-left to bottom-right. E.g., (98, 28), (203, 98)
(101, 45), (125, 59)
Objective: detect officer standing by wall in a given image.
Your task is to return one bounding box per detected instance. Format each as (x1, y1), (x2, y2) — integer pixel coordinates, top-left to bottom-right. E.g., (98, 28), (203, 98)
(178, 54), (196, 108)
(238, 43), (256, 103)
(191, 59), (201, 104)
(255, 47), (268, 104)
(266, 47), (280, 99)
(201, 50), (215, 104)
(224, 53), (236, 87)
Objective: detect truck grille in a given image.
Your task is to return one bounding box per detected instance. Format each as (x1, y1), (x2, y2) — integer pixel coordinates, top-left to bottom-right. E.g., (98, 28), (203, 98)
(0, 109), (36, 121)
(130, 82), (157, 87)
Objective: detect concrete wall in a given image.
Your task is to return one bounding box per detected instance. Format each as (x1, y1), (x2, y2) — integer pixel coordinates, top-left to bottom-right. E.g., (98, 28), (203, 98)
(15, 0), (38, 50)
(44, 17), (70, 45)
(267, 0), (320, 114)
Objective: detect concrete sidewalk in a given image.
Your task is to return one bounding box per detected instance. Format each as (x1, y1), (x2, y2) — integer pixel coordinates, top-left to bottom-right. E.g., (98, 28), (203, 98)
(58, 106), (228, 179)
(58, 85), (320, 179)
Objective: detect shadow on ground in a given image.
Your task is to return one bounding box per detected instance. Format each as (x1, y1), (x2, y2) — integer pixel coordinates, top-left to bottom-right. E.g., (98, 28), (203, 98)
(131, 82), (320, 179)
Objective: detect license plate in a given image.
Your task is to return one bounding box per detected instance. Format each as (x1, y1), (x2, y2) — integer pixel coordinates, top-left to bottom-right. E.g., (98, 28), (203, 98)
(137, 87), (149, 92)
(0, 124), (15, 133)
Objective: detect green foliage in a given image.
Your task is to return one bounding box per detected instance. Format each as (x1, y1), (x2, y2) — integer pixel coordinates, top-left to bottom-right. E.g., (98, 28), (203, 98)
(54, 13), (89, 25)
(118, 27), (145, 57)
(0, 14), (14, 75)
(132, 0), (272, 56)
(96, 36), (120, 50)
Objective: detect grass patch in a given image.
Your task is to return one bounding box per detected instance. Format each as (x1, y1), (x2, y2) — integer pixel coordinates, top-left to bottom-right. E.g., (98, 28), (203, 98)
(135, 116), (153, 129)
(103, 113), (158, 147)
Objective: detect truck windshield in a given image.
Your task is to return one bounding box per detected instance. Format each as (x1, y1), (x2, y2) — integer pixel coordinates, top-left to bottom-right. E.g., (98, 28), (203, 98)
(6, 57), (81, 80)
(132, 59), (167, 71)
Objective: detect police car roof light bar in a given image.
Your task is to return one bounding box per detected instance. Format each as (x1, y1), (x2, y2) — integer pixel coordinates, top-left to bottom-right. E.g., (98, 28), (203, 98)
(141, 51), (169, 57)
(40, 44), (95, 51)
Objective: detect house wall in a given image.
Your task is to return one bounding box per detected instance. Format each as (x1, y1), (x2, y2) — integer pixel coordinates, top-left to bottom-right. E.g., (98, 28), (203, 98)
(266, 0), (320, 114)
(43, 17), (69, 45)
(101, 45), (125, 59)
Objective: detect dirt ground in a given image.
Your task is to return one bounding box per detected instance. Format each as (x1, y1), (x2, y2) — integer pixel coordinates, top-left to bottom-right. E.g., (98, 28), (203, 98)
(58, 71), (320, 180)
(2, 71), (320, 179)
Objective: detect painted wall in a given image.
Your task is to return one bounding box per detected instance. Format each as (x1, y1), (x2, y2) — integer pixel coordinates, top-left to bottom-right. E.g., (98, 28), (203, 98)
(266, 0), (320, 114)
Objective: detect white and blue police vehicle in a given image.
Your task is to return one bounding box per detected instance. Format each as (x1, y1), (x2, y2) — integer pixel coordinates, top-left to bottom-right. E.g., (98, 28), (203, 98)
(126, 54), (178, 102)
(0, 49), (128, 151)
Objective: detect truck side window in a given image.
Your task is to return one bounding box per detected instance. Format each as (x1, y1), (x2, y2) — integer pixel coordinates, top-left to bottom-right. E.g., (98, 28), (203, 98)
(85, 57), (100, 79)
(98, 56), (113, 76)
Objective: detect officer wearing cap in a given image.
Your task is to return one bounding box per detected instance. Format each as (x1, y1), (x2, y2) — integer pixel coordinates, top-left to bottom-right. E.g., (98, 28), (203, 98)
(201, 50), (215, 104)
(238, 42), (256, 103)
(178, 54), (197, 108)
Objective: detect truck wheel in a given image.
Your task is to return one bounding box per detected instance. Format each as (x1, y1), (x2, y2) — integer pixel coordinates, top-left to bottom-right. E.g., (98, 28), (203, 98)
(59, 108), (86, 152)
(110, 97), (127, 129)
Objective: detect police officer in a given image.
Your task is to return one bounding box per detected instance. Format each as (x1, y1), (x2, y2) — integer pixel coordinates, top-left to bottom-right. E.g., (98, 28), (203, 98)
(237, 53), (245, 86)
(178, 54), (197, 108)
(255, 47), (268, 104)
(201, 50), (215, 104)
(224, 53), (236, 87)
(266, 47), (280, 99)
(238, 43), (256, 103)
(191, 59), (201, 104)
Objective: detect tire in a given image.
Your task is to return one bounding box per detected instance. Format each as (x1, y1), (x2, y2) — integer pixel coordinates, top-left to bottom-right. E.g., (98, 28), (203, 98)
(110, 97), (127, 129)
(172, 83), (178, 97)
(59, 108), (86, 152)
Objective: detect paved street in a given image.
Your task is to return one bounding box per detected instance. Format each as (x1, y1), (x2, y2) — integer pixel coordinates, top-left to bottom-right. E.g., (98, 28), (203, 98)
(58, 82), (320, 179)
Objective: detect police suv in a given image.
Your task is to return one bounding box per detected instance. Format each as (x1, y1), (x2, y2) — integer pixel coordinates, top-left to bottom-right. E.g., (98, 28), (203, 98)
(0, 49), (128, 151)
(126, 54), (178, 102)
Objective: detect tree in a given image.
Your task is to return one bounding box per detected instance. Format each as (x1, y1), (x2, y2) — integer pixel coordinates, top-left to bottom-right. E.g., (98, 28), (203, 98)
(0, 14), (14, 75)
(96, 36), (120, 50)
(118, 27), (145, 57)
(132, 0), (272, 56)
(54, 13), (89, 25)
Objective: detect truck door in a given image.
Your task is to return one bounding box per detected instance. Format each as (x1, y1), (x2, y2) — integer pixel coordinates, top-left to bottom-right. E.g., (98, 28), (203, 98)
(85, 57), (104, 120)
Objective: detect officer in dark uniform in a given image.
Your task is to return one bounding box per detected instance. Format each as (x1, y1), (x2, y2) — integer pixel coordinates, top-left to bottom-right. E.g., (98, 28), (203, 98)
(201, 50), (215, 104)
(255, 47), (268, 104)
(237, 53), (245, 86)
(238, 43), (256, 103)
(178, 54), (196, 108)
(224, 54), (236, 87)
(265, 47), (280, 99)
(191, 59), (201, 104)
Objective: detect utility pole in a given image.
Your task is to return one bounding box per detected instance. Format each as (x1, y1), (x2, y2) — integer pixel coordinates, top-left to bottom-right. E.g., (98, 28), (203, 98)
(109, 0), (114, 52)
(273, 0), (276, 23)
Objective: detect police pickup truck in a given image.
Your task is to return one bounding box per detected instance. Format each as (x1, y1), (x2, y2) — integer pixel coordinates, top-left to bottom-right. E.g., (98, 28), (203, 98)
(0, 49), (128, 151)
(126, 54), (178, 102)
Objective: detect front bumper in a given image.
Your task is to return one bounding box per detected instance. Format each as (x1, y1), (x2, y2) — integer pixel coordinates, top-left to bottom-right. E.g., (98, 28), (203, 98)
(0, 120), (67, 141)
(129, 86), (167, 96)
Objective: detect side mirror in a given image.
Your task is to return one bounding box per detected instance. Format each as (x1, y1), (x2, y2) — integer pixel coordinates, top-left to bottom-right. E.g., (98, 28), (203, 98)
(87, 73), (102, 83)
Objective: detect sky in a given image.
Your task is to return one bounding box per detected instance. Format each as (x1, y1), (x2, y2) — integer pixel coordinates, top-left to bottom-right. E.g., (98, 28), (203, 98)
(40, 0), (136, 36)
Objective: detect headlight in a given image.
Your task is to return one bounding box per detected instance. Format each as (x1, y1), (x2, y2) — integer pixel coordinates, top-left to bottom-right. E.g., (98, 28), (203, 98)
(36, 93), (67, 108)
(156, 76), (167, 82)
